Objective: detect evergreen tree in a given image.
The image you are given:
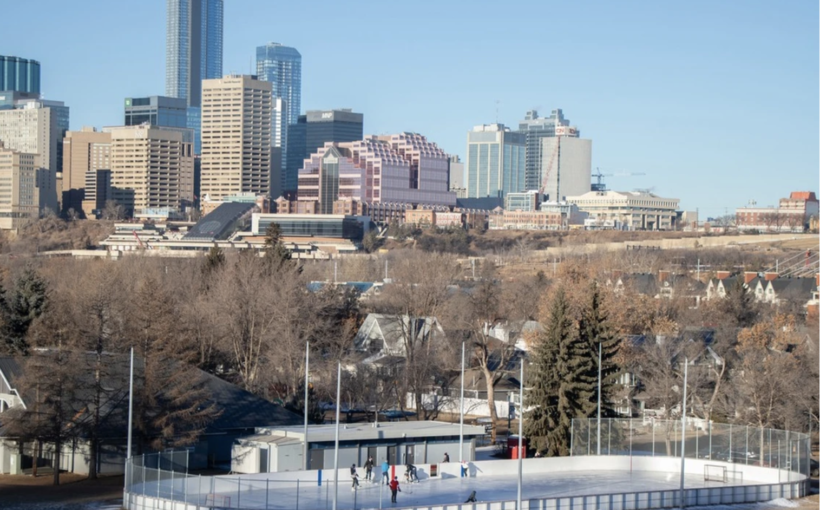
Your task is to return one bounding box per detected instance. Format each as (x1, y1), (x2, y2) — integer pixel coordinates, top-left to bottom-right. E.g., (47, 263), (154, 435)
(201, 246), (226, 277)
(263, 223), (294, 272)
(2, 269), (48, 354)
(525, 286), (595, 456)
(720, 276), (756, 327)
(578, 282), (621, 418)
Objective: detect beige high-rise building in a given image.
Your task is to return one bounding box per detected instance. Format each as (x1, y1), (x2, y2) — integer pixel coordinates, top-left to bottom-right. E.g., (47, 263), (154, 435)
(0, 98), (68, 212)
(62, 127), (111, 215)
(201, 75), (272, 202)
(105, 125), (194, 215)
(0, 141), (41, 230)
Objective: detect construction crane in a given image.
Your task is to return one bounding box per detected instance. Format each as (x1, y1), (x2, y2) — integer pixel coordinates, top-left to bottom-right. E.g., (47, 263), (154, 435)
(591, 168), (647, 192)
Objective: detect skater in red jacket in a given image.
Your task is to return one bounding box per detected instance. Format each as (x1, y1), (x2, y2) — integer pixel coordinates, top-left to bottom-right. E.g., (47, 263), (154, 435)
(389, 476), (401, 503)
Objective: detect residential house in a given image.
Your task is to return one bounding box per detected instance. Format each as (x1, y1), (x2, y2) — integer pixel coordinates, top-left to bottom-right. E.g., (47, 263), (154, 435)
(487, 320), (544, 351)
(0, 353), (300, 476)
(763, 277), (818, 309)
(354, 314), (446, 362)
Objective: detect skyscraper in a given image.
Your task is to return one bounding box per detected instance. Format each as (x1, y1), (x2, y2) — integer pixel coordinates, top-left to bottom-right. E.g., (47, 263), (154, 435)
(285, 109), (363, 196)
(105, 125), (194, 215)
(0, 97), (69, 212)
(465, 124), (525, 199)
(200, 75), (272, 201)
(0, 56), (40, 95)
(256, 43), (302, 192)
(166, 0), (223, 108)
(516, 109), (577, 191)
(0, 141), (41, 230)
(62, 127), (111, 215)
(256, 43), (301, 129)
(540, 135), (592, 202)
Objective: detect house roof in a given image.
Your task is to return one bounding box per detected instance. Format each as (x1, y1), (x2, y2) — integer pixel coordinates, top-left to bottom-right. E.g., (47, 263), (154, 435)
(0, 353), (301, 438)
(354, 314), (443, 353)
(769, 278), (817, 301)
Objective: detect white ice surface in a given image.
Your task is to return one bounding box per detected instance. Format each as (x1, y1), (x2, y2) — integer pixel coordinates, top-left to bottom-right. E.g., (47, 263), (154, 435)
(140, 469), (755, 509)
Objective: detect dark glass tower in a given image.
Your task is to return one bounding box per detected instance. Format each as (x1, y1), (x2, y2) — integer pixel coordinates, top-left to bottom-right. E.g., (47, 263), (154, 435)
(285, 109), (363, 197)
(0, 56), (40, 95)
(166, 0), (223, 108)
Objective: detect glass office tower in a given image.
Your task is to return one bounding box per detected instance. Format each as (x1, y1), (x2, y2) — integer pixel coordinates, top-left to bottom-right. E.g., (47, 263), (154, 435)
(256, 43), (302, 129)
(0, 56), (40, 95)
(166, 0), (223, 107)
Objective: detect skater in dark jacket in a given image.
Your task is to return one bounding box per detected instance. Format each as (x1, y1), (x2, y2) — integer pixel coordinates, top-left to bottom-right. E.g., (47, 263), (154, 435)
(364, 456), (374, 481)
(389, 476), (401, 503)
(350, 464), (359, 490)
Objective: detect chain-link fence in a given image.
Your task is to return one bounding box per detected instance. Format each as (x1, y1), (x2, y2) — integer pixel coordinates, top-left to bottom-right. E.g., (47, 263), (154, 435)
(570, 418), (811, 478)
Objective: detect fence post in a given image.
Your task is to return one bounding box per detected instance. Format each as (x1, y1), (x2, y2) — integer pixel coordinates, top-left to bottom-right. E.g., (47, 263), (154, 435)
(695, 425), (699, 459)
(570, 419), (574, 456)
(608, 420), (612, 455)
(210, 476), (215, 506)
(296, 479), (300, 510)
(266, 479), (270, 510)
(199, 474), (202, 507)
(708, 421), (712, 461)
(237, 477), (241, 508)
(652, 419), (655, 457)
(729, 424), (732, 458)
(142, 462), (146, 497)
(745, 426), (749, 465)
(171, 469), (174, 502)
(587, 423), (591, 455)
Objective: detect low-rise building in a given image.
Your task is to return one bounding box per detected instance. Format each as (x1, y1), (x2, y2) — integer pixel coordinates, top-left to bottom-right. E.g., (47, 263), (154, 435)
(489, 210), (562, 230)
(567, 190), (680, 231)
(736, 192), (818, 233)
(232, 421), (486, 473)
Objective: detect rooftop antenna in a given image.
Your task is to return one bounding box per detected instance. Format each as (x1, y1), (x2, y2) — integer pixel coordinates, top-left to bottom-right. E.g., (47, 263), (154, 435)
(495, 100), (500, 124)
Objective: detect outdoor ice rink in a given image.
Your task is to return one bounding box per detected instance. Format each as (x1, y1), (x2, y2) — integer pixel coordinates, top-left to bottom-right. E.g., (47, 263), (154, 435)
(162, 469), (755, 509)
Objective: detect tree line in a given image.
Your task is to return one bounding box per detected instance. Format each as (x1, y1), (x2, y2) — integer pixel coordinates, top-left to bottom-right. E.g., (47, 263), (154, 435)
(0, 237), (816, 482)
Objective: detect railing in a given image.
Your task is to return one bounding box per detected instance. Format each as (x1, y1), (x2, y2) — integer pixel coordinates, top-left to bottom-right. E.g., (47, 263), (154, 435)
(570, 417), (811, 480)
(123, 420), (810, 510)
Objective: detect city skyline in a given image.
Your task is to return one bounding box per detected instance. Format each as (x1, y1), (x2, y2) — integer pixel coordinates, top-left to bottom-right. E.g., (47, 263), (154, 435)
(0, 0), (816, 214)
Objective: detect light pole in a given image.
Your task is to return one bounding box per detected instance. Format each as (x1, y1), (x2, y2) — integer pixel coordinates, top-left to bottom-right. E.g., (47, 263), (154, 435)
(332, 362), (341, 510)
(459, 341), (465, 462)
(516, 359), (524, 510)
(303, 342), (309, 470)
(679, 358), (688, 510)
(597, 342), (602, 456)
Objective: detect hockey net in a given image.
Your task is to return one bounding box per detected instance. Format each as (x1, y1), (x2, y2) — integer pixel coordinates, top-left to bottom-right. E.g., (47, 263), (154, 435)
(704, 464), (727, 483)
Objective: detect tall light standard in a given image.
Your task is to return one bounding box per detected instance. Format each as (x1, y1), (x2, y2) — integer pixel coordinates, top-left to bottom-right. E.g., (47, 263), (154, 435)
(332, 362), (341, 510)
(516, 359), (524, 509)
(679, 358), (688, 510)
(597, 342), (602, 456)
(303, 342), (309, 470)
(459, 341), (465, 462)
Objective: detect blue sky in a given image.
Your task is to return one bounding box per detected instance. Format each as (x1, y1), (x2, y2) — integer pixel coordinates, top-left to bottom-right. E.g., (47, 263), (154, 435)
(2, 0), (817, 215)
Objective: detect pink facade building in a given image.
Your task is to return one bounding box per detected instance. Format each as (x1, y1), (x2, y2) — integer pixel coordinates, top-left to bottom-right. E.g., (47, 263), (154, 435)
(297, 133), (456, 214)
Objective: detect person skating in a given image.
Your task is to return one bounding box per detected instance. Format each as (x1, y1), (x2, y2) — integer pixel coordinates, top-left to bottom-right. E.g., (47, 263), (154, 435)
(405, 462), (417, 483)
(365, 456), (374, 481)
(381, 459), (390, 485)
(442, 452), (450, 463)
(389, 476), (401, 503)
(350, 464), (359, 491)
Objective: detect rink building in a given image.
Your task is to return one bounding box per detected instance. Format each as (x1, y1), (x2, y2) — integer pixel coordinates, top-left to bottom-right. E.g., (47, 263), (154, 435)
(232, 421), (486, 474)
